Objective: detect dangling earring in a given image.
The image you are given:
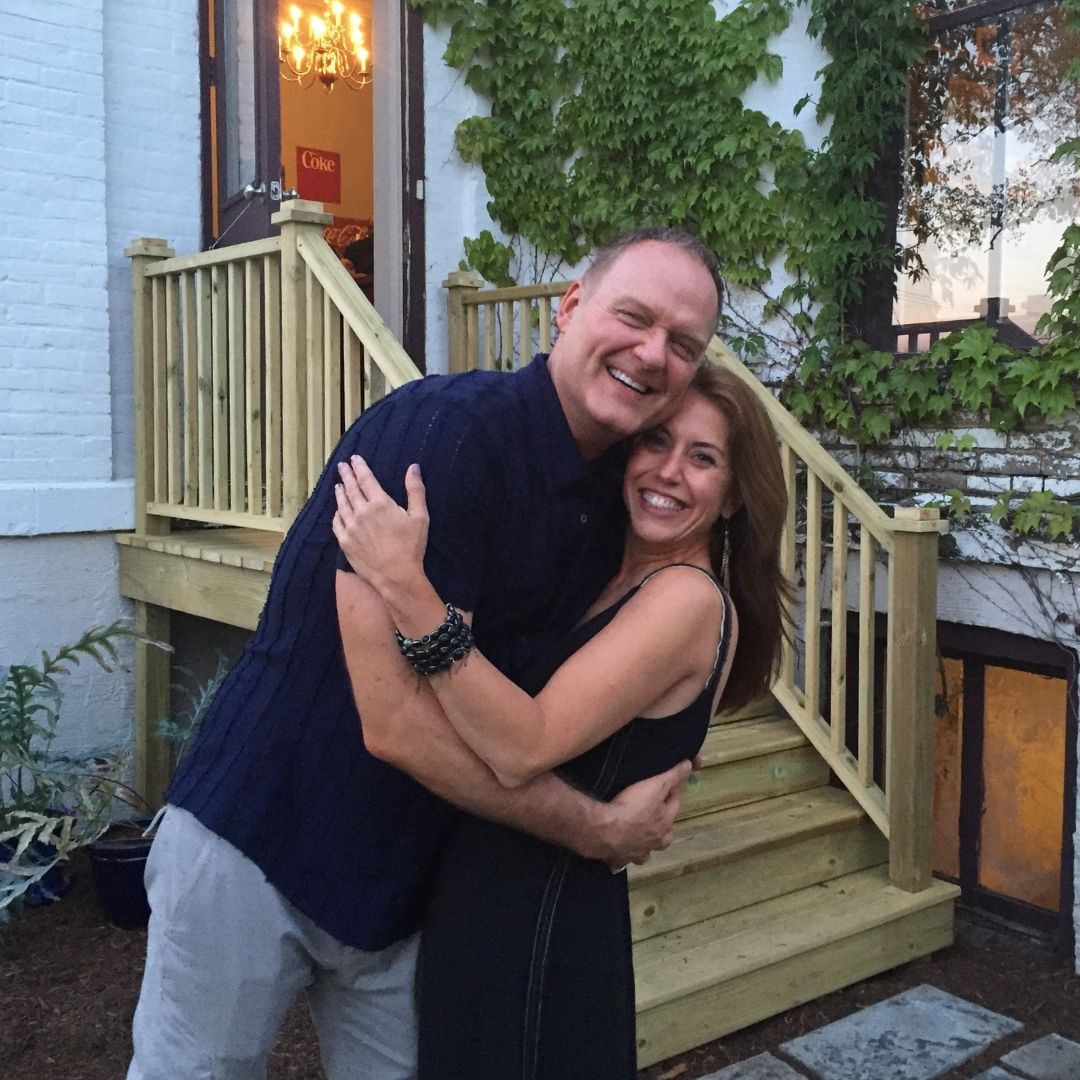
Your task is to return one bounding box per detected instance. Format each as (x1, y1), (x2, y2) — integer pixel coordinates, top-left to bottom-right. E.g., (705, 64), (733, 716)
(720, 519), (731, 593)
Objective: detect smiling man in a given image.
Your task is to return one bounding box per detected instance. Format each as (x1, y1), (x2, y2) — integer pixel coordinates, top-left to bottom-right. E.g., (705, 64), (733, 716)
(128, 227), (722, 1080)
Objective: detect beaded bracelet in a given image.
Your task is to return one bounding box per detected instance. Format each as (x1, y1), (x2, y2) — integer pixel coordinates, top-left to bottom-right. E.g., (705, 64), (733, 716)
(395, 603), (475, 676)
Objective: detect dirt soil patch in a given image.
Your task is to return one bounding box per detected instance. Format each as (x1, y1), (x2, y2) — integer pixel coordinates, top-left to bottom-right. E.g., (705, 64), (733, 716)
(2, 851), (1077, 1079)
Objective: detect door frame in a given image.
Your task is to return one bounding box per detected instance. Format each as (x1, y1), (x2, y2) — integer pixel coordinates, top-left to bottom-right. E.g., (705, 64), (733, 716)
(373, 0), (426, 369)
(199, 0), (426, 366)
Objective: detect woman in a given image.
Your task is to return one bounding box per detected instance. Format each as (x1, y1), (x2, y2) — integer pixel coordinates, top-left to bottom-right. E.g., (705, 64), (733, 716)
(334, 361), (788, 1080)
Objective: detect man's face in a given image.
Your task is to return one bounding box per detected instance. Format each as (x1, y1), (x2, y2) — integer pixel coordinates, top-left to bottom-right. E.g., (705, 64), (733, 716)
(548, 241), (719, 458)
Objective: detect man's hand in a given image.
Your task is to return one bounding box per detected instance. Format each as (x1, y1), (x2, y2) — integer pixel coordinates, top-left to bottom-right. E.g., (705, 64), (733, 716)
(586, 759), (693, 868)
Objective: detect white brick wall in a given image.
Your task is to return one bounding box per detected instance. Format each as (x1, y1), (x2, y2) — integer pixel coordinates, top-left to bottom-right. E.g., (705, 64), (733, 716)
(0, 1), (110, 493)
(0, 0), (199, 761)
(0, 0), (200, 532)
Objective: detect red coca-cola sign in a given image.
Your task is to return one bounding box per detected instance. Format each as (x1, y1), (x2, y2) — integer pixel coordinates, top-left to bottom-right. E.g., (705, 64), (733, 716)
(296, 146), (341, 204)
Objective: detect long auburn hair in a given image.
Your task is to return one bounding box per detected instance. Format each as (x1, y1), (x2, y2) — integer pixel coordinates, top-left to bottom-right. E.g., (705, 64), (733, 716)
(690, 361), (792, 711)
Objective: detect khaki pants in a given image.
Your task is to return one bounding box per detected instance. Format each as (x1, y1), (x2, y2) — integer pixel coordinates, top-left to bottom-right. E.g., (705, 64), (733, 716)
(128, 806), (419, 1080)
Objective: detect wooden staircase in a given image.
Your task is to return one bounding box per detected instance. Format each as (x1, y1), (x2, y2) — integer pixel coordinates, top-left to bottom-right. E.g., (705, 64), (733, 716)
(629, 697), (959, 1068)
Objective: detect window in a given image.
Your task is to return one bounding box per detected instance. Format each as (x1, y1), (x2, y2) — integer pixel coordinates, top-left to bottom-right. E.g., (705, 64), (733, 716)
(893, 0), (1080, 351)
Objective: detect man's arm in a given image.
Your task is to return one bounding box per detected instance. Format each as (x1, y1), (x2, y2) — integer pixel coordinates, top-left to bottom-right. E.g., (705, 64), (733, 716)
(337, 571), (689, 865)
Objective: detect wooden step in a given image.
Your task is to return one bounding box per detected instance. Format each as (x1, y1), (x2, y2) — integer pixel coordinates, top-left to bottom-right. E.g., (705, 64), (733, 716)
(681, 717), (829, 818)
(633, 866), (960, 1067)
(713, 692), (778, 725)
(629, 787), (887, 942)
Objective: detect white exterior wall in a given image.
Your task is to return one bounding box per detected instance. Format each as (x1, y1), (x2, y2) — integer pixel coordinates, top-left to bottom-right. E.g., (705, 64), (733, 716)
(0, 0), (200, 754)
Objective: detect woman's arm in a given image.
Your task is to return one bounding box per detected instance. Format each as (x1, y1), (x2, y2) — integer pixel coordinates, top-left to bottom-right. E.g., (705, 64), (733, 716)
(337, 570), (693, 865)
(334, 458), (727, 787)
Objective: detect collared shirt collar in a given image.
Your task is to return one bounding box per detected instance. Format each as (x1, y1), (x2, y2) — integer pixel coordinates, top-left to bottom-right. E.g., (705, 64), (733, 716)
(518, 353), (628, 493)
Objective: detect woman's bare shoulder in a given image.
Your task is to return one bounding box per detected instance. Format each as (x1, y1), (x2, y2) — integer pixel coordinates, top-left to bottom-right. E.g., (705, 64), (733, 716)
(628, 565), (730, 626)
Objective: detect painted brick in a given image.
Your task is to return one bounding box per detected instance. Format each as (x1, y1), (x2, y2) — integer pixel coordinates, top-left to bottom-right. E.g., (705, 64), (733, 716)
(977, 452), (1045, 475)
(1045, 454), (1080, 479)
(952, 426), (1010, 450)
(1043, 478), (1080, 498)
(865, 450), (920, 470)
(1008, 428), (1075, 453)
(977, 475), (1044, 494)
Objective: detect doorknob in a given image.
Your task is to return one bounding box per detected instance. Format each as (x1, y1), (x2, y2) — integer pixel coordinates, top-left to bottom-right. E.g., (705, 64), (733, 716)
(243, 180), (267, 202)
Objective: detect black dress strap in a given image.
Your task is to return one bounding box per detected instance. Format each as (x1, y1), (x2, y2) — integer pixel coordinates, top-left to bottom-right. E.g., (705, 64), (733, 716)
(636, 562), (732, 689)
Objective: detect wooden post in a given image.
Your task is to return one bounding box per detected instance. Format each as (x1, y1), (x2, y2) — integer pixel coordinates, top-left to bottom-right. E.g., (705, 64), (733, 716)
(886, 506), (943, 892)
(125, 239), (175, 807)
(443, 270), (483, 373)
(271, 199), (332, 524)
(125, 238), (174, 538)
(134, 602), (172, 810)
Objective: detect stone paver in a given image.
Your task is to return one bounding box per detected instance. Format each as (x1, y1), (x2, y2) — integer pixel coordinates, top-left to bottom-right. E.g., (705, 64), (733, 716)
(778, 984), (1023, 1080)
(971, 1068), (1021, 1080)
(699, 1052), (809, 1080)
(1000, 1034), (1080, 1080)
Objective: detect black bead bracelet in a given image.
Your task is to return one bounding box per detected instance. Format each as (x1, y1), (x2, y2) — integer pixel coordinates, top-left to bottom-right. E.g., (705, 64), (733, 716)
(395, 603), (474, 676)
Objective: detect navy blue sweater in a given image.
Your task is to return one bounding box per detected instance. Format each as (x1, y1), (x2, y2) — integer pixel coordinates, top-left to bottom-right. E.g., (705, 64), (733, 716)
(168, 356), (626, 949)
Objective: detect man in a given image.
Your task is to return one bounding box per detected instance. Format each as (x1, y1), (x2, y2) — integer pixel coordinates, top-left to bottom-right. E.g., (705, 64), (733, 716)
(128, 227), (723, 1079)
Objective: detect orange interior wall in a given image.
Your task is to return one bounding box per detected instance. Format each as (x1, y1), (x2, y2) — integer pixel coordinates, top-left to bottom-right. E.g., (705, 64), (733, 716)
(278, 1), (374, 223)
(978, 666), (1067, 911)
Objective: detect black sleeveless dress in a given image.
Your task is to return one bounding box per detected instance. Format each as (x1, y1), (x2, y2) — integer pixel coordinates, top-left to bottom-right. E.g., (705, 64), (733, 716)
(417, 569), (731, 1080)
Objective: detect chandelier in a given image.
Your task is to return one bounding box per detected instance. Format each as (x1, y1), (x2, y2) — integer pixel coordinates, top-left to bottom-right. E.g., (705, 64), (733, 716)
(279, 2), (371, 91)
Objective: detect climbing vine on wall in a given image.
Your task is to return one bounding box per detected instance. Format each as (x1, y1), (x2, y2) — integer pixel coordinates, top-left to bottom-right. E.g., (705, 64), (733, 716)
(413, 0), (1080, 540)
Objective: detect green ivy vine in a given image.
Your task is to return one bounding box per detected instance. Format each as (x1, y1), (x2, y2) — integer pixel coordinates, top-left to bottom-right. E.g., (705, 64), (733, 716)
(412, 0), (1080, 542)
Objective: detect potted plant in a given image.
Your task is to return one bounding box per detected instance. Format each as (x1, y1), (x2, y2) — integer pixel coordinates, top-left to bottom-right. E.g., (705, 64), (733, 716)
(86, 654), (230, 928)
(0, 621), (152, 925)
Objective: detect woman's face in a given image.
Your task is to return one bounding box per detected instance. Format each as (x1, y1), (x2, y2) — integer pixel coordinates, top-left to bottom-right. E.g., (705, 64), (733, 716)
(622, 390), (739, 554)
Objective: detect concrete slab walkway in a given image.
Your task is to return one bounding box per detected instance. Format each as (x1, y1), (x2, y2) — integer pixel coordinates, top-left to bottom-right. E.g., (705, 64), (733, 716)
(695, 985), (1079, 1080)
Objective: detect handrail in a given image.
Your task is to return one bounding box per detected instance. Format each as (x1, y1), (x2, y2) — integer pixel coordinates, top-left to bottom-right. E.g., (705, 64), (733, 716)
(446, 275), (945, 893)
(127, 199), (423, 535)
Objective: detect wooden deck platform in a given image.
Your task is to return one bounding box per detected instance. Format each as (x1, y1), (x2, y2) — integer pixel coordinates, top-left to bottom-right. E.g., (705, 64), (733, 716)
(116, 528), (282, 630)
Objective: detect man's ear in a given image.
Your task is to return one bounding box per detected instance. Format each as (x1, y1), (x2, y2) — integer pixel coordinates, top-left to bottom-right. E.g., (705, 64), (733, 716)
(554, 280), (584, 333)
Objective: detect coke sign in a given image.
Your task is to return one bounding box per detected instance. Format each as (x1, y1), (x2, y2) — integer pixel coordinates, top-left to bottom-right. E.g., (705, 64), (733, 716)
(296, 146), (341, 204)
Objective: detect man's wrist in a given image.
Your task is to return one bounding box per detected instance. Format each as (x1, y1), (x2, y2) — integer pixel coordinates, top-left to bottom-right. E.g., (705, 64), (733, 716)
(567, 794), (617, 862)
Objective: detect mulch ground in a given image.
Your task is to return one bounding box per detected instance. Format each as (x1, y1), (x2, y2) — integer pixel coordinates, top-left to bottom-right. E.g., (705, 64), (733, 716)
(2, 850), (1077, 1079)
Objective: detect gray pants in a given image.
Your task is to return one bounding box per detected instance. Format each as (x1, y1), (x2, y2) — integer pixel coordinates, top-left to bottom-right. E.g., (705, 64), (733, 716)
(128, 806), (419, 1080)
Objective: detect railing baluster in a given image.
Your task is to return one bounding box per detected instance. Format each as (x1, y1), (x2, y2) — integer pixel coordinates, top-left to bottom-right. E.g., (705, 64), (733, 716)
(227, 262), (246, 513)
(344, 326), (362, 423)
(306, 266), (325, 495)
(165, 274), (182, 505)
(211, 265), (228, 511)
(466, 302), (479, 370)
(483, 303), (496, 370)
(519, 299), (531, 366)
(539, 296), (553, 353)
(196, 268), (213, 509)
(501, 300), (513, 369)
(152, 277), (168, 504)
(804, 472), (823, 725)
(263, 255), (282, 518)
(325, 293), (342, 456)
(858, 525), (877, 787)
(181, 272), (198, 507)
(830, 493), (848, 753)
(780, 443), (797, 688)
(245, 260), (263, 517)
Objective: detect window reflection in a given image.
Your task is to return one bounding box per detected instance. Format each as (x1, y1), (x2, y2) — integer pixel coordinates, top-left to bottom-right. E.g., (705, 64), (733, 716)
(896, 1), (1080, 343)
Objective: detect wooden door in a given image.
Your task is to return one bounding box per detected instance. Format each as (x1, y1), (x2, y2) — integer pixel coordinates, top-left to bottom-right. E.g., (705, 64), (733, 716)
(204, 0), (282, 246)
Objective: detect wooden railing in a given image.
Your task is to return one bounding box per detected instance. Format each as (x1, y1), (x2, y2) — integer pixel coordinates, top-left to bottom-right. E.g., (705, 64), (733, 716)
(126, 200), (421, 538)
(446, 276), (946, 894)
